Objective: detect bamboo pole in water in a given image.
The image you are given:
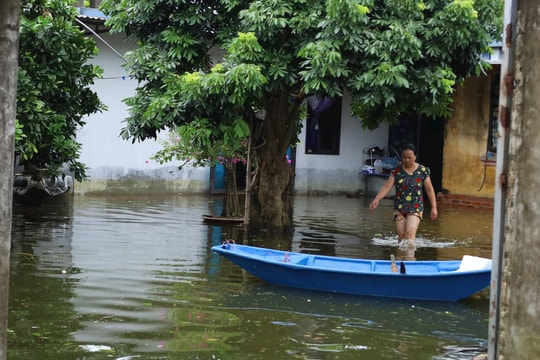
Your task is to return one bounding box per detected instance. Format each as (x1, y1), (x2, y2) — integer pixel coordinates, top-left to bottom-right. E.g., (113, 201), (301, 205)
(243, 112), (253, 227)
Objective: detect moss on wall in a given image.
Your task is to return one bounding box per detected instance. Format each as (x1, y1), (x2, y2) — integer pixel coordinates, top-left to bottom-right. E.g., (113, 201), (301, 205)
(442, 70), (498, 198)
(76, 179), (208, 195)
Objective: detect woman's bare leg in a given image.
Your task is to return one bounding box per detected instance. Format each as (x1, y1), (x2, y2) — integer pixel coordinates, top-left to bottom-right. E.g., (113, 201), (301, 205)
(396, 215), (421, 260)
(404, 215), (421, 240)
(395, 215), (406, 242)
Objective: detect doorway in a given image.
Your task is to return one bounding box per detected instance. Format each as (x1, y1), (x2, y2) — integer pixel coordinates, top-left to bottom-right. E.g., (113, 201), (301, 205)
(388, 114), (444, 194)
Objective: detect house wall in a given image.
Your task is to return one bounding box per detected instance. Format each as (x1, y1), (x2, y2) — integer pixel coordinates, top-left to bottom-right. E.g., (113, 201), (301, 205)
(441, 70), (497, 201)
(294, 92), (390, 195)
(76, 33), (210, 195)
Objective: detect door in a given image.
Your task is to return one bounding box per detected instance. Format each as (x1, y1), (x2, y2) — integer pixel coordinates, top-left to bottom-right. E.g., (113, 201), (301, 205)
(388, 114), (444, 194)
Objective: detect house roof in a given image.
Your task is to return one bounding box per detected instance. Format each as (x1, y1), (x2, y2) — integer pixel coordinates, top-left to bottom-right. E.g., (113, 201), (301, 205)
(77, 7), (109, 21)
(485, 41), (503, 65)
(76, 7), (109, 34)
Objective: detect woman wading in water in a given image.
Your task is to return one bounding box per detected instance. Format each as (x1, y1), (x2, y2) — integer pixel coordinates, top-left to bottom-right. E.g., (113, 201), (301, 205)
(369, 144), (438, 259)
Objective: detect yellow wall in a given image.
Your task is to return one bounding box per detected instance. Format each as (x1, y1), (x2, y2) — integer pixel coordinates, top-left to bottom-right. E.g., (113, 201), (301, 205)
(442, 70), (498, 198)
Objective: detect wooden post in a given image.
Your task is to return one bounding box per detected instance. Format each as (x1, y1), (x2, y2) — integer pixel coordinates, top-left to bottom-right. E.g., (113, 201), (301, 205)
(0, 0), (20, 358)
(243, 111), (253, 227)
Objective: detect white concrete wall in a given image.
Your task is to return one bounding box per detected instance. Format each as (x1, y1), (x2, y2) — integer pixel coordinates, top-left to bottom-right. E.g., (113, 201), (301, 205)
(294, 92), (389, 195)
(76, 33), (209, 195)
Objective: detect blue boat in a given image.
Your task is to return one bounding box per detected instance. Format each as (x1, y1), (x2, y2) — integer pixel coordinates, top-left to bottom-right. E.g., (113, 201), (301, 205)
(211, 243), (492, 301)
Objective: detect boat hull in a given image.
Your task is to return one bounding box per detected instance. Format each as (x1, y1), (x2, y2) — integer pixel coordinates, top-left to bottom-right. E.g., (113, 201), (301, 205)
(202, 215), (244, 225)
(212, 244), (491, 301)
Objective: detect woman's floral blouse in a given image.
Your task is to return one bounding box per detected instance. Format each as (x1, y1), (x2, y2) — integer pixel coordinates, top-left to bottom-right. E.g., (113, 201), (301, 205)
(391, 165), (431, 214)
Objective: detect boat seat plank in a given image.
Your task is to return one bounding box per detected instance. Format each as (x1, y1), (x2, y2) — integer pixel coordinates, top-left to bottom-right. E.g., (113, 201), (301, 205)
(311, 257), (372, 272)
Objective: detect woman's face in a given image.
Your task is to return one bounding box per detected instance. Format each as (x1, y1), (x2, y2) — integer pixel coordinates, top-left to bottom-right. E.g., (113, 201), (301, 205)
(401, 149), (416, 167)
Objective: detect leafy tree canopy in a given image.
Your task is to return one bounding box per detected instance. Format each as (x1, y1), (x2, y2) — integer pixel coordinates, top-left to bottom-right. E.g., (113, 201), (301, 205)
(101, 0), (501, 140)
(16, 0), (105, 181)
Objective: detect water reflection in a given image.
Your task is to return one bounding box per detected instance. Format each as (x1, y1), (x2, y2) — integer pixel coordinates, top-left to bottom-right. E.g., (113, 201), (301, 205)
(218, 285), (488, 359)
(9, 203), (80, 359)
(9, 194), (493, 359)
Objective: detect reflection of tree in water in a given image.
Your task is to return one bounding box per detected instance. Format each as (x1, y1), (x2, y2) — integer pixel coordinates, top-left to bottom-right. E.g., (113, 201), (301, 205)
(212, 285), (488, 359)
(9, 205), (82, 358)
(167, 307), (243, 353)
(297, 231), (337, 256)
(167, 280), (244, 355)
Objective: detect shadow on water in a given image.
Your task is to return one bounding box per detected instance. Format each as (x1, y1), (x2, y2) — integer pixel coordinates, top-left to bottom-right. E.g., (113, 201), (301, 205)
(8, 194), (492, 360)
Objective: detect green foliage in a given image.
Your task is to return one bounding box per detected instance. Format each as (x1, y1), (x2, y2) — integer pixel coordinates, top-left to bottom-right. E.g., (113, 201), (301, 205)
(15, 121), (25, 142)
(16, 0), (105, 181)
(101, 0), (501, 141)
(152, 117), (249, 169)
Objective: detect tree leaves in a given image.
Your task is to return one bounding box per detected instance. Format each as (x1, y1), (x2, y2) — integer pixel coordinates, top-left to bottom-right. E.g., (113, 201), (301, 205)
(227, 32), (263, 63)
(16, 0), (104, 181)
(102, 0), (502, 137)
(152, 116), (249, 170)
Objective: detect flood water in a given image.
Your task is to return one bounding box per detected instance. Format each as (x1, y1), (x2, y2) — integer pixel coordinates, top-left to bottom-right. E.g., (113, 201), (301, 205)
(8, 194), (494, 360)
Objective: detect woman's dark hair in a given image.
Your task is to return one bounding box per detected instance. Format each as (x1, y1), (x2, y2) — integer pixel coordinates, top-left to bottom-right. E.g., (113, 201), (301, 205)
(401, 143), (417, 155)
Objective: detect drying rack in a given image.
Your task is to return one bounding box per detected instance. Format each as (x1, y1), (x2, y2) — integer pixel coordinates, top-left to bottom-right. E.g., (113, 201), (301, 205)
(362, 146), (400, 168)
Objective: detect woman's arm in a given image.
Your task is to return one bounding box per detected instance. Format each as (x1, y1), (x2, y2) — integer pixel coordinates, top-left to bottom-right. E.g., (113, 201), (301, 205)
(424, 177), (438, 220)
(369, 175), (395, 210)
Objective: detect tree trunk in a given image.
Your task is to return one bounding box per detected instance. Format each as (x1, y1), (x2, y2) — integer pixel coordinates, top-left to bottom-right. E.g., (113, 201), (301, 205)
(0, 0), (20, 358)
(249, 89), (299, 232)
(496, 0), (540, 358)
(223, 163), (241, 217)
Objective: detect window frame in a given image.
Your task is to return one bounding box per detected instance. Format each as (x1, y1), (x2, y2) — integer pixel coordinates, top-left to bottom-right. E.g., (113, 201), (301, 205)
(305, 97), (342, 155)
